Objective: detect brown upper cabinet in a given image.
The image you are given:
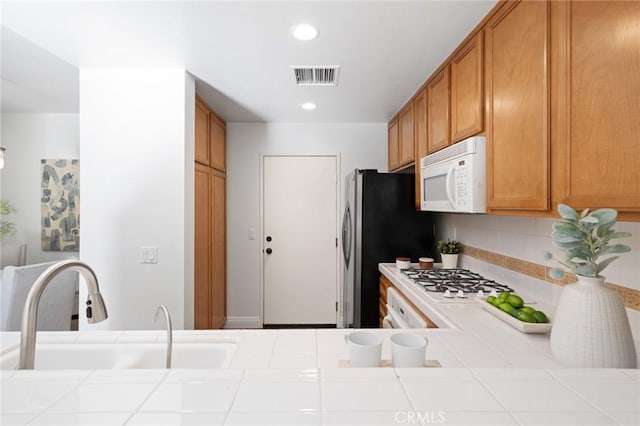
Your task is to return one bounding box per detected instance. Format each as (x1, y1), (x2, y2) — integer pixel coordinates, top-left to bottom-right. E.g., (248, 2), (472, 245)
(413, 88), (428, 208)
(195, 98), (210, 165)
(209, 114), (226, 172)
(398, 104), (415, 167)
(388, 0), (640, 219)
(195, 95), (226, 172)
(388, 105), (415, 172)
(551, 0), (640, 220)
(387, 118), (400, 171)
(485, 0), (550, 213)
(427, 67), (450, 154)
(450, 32), (484, 143)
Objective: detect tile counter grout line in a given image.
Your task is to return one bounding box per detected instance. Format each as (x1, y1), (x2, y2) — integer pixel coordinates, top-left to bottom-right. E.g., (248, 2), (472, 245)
(25, 369), (94, 424)
(122, 369), (170, 425)
(541, 368), (625, 424)
(468, 367), (526, 419)
(319, 365), (326, 425)
(462, 245), (640, 311)
(395, 367), (422, 415)
(220, 369), (248, 426)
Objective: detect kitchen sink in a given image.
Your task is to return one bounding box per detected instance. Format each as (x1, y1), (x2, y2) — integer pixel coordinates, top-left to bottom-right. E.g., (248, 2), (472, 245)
(0, 341), (237, 370)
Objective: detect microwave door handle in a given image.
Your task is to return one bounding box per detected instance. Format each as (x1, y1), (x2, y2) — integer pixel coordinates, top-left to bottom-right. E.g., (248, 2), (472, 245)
(445, 165), (456, 208)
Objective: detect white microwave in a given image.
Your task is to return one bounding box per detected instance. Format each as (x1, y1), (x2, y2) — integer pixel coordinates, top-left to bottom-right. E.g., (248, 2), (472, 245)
(420, 136), (487, 213)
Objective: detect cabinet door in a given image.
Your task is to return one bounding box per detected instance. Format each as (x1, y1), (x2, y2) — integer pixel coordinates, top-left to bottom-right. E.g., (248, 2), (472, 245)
(194, 163), (211, 329)
(486, 0), (550, 212)
(210, 170), (226, 329)
(427, 67), (450, 153)
(398, 104), (415, 166)
(552, 1), (640, 217)
(451, 32), (484, 143)
(195, 99), (210, 166)
(210, 114), (226, 172)
(388, 119), (400, 171)
(379, 276), (392, 325)
(413, 88), (428, 209)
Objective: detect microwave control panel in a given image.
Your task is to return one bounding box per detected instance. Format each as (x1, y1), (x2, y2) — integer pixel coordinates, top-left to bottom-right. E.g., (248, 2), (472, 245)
(455, 161), (469, 207)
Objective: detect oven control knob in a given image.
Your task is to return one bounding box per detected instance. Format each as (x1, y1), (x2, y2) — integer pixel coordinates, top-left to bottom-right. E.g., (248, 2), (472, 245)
(444, 290), (452, 298)
(490, 289), (498, 298)
(477, 290), (484, 298)
(456, 290), (466, 298)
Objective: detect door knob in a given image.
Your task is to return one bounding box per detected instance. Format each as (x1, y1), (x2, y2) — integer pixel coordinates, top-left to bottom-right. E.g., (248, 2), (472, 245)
(265, 248), (273, 254)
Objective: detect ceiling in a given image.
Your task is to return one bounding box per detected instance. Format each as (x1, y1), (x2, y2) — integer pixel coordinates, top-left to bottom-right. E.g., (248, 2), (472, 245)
(1, 0), (497, 123)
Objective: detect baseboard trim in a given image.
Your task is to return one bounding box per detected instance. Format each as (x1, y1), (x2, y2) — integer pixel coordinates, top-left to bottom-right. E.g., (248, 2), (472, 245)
(224, 316), (262, 329)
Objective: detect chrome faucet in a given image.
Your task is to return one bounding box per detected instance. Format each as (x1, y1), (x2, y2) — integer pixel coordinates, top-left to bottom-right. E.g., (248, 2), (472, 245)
(154, 305), (173, 368)
(19, 259), (108, 369)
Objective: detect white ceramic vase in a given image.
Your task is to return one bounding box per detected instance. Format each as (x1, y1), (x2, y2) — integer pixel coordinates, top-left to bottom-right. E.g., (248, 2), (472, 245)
(550, 275), (637, 368)
(440, 253), (459, 269)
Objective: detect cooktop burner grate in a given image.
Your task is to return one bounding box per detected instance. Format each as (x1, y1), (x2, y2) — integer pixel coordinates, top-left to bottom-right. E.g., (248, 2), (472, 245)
(401, 268), (513, 296)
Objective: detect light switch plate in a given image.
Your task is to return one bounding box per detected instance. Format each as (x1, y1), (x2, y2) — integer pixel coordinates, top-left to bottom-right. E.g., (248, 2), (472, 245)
(140, 246), (158, 264)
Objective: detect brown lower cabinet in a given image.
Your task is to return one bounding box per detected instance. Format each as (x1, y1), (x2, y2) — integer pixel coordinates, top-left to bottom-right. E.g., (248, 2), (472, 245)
(379, 275), (438, 329)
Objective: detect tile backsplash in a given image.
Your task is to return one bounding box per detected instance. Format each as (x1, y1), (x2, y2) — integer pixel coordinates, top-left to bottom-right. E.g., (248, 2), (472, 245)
(436, 213), (640, 344)
(437, 214), (640, 293)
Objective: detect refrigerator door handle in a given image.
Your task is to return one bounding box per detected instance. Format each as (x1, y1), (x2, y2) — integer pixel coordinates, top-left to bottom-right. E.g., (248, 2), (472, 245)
(341, 204), (352, 267)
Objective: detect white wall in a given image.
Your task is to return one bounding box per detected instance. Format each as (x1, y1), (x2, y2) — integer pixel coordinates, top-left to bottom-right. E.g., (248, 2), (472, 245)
(0, 113), (79, 264)
(437, 213), (640, 344)
(79, 69), (195, 330)
(226, 123), (387, 327)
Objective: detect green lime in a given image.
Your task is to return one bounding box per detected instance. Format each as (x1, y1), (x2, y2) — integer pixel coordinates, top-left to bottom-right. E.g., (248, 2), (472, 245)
(491, 298), (502, 307)
(520, 306), (536, 314)
(499, 302), (517, 316)
(515, 310), (536, 323)
(486, 296), (496, 304)
(506, 294), (524, 309)
(498, 291), (510, 302)
(532, 311), (549, 323)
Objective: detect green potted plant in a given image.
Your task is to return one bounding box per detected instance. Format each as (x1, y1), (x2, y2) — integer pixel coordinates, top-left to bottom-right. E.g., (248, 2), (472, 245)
(0, 198), (17, 240)
(437, 239), (462, 269)
(545, 204), (636, 368)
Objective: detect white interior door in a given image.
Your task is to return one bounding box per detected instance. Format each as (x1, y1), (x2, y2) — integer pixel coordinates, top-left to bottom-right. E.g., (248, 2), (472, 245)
(263, 155), (338, 325)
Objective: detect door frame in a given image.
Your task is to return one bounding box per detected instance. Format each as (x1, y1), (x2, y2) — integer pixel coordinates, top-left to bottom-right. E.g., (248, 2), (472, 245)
(258, 153), (341, 326)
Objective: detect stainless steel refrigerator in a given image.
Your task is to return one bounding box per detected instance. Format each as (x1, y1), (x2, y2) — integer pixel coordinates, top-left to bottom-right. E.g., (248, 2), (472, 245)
(341, 169), (436, 328)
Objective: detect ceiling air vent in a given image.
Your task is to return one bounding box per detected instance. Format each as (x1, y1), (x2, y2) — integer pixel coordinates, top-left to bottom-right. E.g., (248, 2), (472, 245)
(292, 66), (340, 86)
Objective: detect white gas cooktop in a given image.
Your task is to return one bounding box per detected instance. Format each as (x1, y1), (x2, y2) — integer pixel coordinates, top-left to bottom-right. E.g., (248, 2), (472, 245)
(400, 267), (514, 304)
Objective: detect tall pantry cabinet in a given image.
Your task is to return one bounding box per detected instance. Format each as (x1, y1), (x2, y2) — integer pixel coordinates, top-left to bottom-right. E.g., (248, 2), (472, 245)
(194, 95), (227, 329)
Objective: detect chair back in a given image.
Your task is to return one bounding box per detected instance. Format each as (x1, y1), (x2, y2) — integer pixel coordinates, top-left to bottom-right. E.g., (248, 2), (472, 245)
(0, 261), (78, 331)
(0, 243), (27, 268)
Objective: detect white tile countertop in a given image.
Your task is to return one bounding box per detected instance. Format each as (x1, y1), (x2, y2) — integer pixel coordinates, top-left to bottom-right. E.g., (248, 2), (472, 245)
(1, 268), (639, 425)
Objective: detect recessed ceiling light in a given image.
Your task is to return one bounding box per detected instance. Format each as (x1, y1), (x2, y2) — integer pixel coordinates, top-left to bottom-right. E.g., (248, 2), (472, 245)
(291, 24), (318, 41)
(301, 102), (317, 110)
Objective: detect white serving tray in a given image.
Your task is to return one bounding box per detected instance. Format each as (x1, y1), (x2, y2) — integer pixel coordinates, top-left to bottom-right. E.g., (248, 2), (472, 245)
(476, 299), (552, 334)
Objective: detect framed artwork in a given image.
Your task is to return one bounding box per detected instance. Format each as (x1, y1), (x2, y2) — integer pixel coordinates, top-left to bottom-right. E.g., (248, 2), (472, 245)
(41, 159), (80, 251)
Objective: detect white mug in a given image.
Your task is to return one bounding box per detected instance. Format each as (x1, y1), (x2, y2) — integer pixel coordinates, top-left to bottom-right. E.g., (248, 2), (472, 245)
(344, 331), (382, 367)
(391, 333), (428, 367)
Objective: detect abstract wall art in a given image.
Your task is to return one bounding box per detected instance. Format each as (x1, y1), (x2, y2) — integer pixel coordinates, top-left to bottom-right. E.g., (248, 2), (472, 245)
(41, 159), (80, 251)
